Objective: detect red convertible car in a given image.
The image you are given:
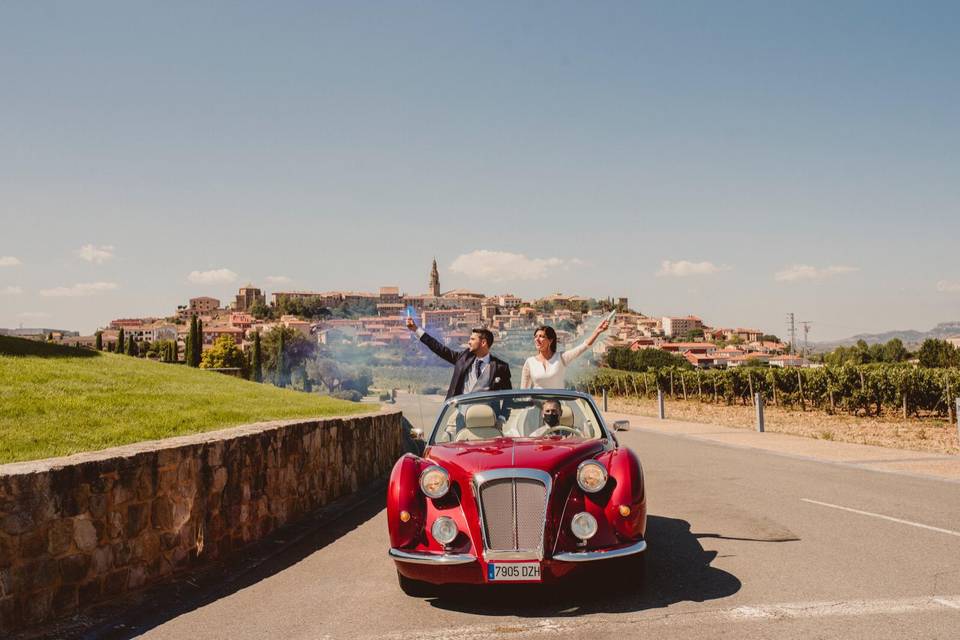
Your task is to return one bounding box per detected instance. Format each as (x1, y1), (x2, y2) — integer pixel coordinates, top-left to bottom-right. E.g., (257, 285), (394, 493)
(387, 390), (646, 594)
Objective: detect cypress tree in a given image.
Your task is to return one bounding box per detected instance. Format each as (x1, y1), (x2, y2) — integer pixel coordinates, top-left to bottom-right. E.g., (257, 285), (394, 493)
(117, 328), (125, 354)
(127, 335), (136, 356)
(95, 331), (103, 351)
(187, 316), (197, 366)
(276, 330), (286, 387)
(195, 318), (204, 367)
(252, 331), (262, 383)
(171, 339), (179, 363)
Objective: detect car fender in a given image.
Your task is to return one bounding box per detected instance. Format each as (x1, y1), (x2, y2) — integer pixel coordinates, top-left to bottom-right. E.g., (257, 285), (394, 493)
(598, 448), (646, 540)
(387, 454), (428, 548)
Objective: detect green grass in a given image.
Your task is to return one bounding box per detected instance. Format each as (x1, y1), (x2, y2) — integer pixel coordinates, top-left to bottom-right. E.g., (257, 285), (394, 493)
(0, 336), (374, 464)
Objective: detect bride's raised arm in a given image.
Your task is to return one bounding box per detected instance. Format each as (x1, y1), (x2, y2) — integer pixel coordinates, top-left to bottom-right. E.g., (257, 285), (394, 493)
(560, 319), (609, 366)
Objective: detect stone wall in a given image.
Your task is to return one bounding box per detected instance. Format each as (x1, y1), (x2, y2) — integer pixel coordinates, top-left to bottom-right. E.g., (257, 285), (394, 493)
(0, 410), (402, 633)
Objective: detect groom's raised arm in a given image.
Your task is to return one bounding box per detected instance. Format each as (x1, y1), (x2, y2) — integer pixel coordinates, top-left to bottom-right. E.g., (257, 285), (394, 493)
(407, 317), (462, 365)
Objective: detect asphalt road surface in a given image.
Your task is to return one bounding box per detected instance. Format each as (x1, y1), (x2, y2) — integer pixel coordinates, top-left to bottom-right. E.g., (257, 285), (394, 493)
(78, 394), (960, 639)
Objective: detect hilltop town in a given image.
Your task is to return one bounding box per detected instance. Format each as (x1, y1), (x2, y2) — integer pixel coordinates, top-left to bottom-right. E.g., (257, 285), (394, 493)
(15, 260), (815, 370)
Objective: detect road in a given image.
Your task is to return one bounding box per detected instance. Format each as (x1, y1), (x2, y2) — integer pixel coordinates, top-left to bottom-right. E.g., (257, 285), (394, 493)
(79, 394), (960, 639)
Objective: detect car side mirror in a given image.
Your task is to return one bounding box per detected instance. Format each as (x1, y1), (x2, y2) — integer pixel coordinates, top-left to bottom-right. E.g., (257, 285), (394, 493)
(613, 420), (630, 432)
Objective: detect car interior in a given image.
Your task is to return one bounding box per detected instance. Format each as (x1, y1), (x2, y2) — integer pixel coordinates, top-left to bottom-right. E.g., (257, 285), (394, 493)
(434, 397), (602, 443)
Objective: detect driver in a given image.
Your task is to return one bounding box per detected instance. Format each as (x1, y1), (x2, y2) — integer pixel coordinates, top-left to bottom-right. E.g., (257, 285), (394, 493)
(529, 399), (576, 438)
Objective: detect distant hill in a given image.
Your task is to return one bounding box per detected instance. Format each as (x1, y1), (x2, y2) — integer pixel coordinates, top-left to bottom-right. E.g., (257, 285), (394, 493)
(816, 321), (960, 350)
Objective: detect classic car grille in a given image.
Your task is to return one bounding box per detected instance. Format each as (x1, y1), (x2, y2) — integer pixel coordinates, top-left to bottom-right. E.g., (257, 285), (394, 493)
(478, 478), (547, 552)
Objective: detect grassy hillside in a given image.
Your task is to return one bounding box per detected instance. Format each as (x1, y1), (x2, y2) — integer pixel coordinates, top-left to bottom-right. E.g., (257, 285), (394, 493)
(0, 336), (374, 464)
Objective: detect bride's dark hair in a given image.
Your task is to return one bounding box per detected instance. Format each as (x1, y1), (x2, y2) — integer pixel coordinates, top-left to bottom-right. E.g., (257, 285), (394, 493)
(536, 325), (558, 357)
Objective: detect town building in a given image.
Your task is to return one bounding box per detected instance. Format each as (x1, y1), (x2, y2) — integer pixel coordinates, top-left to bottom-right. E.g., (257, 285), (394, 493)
(177, 297), (221, 320)
(233, 285), (265, 312)
(661, 316), (704, 338)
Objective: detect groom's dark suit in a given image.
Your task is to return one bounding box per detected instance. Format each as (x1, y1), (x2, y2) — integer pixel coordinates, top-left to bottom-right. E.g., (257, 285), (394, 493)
(418, 332), (512, 399)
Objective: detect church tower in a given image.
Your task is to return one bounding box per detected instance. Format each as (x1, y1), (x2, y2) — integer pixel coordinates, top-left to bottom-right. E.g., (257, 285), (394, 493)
(428, 258), (440, 297)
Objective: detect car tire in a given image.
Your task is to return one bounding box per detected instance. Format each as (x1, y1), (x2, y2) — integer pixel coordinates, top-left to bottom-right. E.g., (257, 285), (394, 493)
(397, 570), (434, 597)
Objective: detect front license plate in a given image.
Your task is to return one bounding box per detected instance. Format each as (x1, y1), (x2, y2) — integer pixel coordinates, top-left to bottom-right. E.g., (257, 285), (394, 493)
(487, 562), (541, 582)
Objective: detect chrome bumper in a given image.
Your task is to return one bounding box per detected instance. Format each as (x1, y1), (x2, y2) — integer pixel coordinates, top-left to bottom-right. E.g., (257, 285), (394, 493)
(389, 548), (477, 566)
(553, 540), (647, 562)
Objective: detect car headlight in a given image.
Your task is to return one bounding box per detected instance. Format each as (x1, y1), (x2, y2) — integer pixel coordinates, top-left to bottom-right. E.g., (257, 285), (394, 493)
(431, 516), (459, 545)
(570, 512), (598, 540)
(577, 460), (608, 493)
(419, 465), (450, 499)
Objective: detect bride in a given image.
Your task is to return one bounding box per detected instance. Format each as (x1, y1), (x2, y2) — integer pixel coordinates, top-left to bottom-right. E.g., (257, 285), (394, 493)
(520, 319), (610, 389)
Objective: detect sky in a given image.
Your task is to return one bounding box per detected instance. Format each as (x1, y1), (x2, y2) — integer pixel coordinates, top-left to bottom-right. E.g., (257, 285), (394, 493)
(1, 1), (958, 340)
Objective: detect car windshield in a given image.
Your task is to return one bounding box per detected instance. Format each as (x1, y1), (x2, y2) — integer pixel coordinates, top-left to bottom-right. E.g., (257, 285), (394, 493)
(430, 393), (607, 444)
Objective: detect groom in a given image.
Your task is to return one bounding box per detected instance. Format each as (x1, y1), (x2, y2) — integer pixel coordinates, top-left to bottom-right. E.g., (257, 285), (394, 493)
(406, 316), (512, 399)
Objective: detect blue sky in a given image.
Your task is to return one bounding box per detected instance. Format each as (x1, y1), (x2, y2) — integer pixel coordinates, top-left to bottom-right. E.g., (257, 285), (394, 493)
(1, 1), (958, 340)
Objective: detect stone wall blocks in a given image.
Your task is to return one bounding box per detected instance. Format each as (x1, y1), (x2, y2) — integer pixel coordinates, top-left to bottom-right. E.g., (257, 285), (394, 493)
(125, 503), (149, 538)
(107, 510), (124, 540)
(205, 442), (224, 468)
(13, 557), (59, 593)
(20, 526), (49, 559)
(72, 517), (98, 552)
(88, 493), (108, 520)
(77, 577), (102, 608)
(59, 553), (91, 584)
(0, 411), (403, 633)
(102, 568), (129, 597)
(90, 545), (114, 576)
(151, 497), (175, 530)
(51, 584), (78, 617)
(48, 519), (74, 556)
(156, 447), (182, 467)
(18, 589), (53, 627)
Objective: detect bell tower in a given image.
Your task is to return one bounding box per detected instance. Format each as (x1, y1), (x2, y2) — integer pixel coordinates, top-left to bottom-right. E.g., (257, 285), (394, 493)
(429, 258), (440, 297)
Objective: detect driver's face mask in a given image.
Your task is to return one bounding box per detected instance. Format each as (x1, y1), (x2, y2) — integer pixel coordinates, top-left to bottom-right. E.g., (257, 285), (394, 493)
(543, 412), (560, 427)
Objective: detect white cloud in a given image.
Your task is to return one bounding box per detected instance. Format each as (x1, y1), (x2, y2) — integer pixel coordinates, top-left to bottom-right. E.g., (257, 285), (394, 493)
(76, 244), (115, 264)
(937, 280), (960, 293)
(0, 256), (22, 267)
(449, 250), (570, 282)
(775, 264), (860, 282)
(656, 260), (731, 277)
(18, 311), (52, 320)
(0, 286), (23, 295)
(187, 268), (238, 285)
(39, 282), (119, 297)
(265, 275), (292, 285)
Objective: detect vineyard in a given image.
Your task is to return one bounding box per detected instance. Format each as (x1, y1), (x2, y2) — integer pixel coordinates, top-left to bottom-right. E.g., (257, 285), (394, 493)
(576, 364), (960, 420)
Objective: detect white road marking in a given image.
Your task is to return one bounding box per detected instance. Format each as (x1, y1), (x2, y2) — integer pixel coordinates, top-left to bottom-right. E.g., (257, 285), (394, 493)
(800, 498), (960, 538)
(369, 596), (960, 639)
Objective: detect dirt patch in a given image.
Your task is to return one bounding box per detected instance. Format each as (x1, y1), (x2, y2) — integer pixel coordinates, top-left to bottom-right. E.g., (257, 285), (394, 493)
(610, 396), (960, 455)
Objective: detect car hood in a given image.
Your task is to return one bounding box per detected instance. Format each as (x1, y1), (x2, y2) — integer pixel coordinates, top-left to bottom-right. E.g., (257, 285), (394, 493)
(426, 438), (607, 479)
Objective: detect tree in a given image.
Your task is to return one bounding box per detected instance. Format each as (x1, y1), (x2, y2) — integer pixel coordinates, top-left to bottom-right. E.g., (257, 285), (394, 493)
(605, 346), (691, 371)
(251, 331), (262, 382)
(95, 331), (103, 351)
(760, 334), (780, 343)
(194, 318), (204, 367)
(117, 327), (125, 354)
(249, 299), (272, 320)
(882, 338), (910, 363)
(126, 335), (138, 356)
(261, 325), (315, 387)
(683, 328), (705, 341)
(171, 339), (179, 363)
(917, 339), (959, 368)
(276, 330), (286, 387)
(186, 316), (197, 366)
(200, 335), (247, 373)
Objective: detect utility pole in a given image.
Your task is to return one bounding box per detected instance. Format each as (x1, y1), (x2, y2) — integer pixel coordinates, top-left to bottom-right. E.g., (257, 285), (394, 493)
(800, 321), (812, 356)
(787, 313), (796, 354)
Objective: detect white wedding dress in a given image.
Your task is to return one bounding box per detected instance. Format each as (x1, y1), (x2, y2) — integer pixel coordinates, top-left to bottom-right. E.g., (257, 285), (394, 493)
(520, 341), (592, 389)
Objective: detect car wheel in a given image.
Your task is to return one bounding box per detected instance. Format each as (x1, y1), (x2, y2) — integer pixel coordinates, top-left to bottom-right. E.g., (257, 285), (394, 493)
(397, 570), (434, 597)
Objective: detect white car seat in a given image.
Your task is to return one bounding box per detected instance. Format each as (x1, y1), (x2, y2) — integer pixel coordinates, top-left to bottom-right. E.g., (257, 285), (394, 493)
(455, 404), (501, 441)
